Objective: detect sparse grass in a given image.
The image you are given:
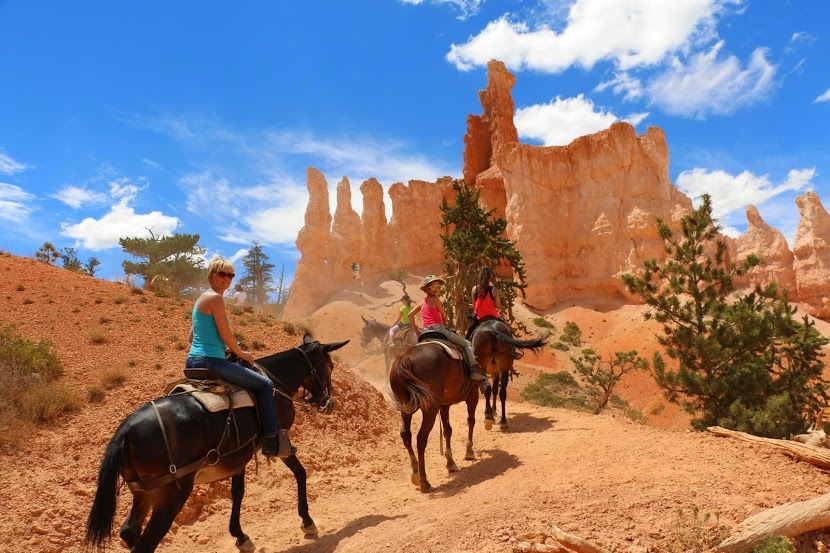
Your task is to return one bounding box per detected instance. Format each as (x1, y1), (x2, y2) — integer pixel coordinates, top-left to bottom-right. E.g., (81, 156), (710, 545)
(99, 316), (112, 324)
(251, 340), (266, 350)
(752, 536), (795, 553)
(231, 306), (244, 316)
(94, 296), (103, 304)
(130, 286), (144, 295)
(650, 404), (665, 416)
(282, 320), (313, 337)
(175, 341), (187, 351)
(99, 365), (128, 389)
(233, 331), (247, 349)
(72, 306), (81, 313)
(664, 506), (730, 553)
(88, 325), (110, 344)
(551, 341), (570, 351)
(154, 344), (165, 353)
(138, 295), (148, 303)
(521, 371), (591, 411)
(127, 359), (137, 367)
(532, 317), (555, 329)
(16, 283), (25, 291)
(86, 385), (105, 403)
(18, 383), (82, 422)
(113, 295), (128, 305)
(22, 298), (33, 305)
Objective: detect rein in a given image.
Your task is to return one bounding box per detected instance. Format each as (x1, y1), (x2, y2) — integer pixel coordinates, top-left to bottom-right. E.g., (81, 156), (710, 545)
(252, 343), (330, 409)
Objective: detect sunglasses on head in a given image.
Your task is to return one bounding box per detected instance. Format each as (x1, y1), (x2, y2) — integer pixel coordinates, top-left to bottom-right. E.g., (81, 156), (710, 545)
(216, 271), (235, 279)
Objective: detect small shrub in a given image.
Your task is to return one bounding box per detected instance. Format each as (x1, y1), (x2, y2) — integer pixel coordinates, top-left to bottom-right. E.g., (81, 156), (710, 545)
(560, 321), (583, 346)
(551, 341), (570, 351)
(72, 306), (81, 313)
(282, 321), (297, 335)
(113, 295), (128, 305)
(521, 371), (590, 411)
(94, 296), (103, 304)
(130, 286), (144, 295)
(154, 344), (165, 353)
(231, 306), (244, 316)
(22, 298), (33, 305)
(175, 341), (187, 351)
(99, 365), (128, 389)
(16, 283), (24, 291)
(138, 295), (148, 303)
(99, 316), (112, 324)
(127, 359), (137, 368)
(88, 326), (110, 344)
(532, 317), (555, 330)
(154, 363), (162, 370)
(19, 383), (82, 422)
(86, 385), (105, 403)
(233, 331), (247, 349)
(752, 536), (795, 553)
(251, 340), (266, 351)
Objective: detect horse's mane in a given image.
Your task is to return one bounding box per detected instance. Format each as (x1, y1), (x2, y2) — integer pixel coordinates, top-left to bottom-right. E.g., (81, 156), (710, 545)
(367, 319), (391, 332)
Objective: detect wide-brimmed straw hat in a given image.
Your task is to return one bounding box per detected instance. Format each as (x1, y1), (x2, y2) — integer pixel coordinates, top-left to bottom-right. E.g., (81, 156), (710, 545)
(420, 275), (444, 291)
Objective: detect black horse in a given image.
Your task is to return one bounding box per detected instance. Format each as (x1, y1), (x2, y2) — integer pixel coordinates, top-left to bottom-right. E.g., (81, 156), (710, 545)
(86, 334), (348, 553)
(470, 319), (547, 430)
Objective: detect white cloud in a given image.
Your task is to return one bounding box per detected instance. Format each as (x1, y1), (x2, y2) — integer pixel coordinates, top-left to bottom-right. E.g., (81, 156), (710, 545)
(595, 72), (644, 101)
(515, 94), (647, 146)
(676, 167), (814, 232)
(0, 150), (31, 175)
(447, 0), (733, 72)
(60, 197), (180, 250)
(400, 0), (482, 19)
(0, 182), (35, 223)
(816, 88), (830, 103)
(647, 42), (777, 117)
(51, 186), (109, 209)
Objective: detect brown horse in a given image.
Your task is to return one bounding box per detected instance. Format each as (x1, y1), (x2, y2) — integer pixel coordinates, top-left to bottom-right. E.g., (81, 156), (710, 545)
(471, 319), (547, 430)
(388, 341), (479, 492)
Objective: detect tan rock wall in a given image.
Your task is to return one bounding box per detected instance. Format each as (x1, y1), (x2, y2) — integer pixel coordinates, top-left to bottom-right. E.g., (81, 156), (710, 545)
(794, 192), (830, 318)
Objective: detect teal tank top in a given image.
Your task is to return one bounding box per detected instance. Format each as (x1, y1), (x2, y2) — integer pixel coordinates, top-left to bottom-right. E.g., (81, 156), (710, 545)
(189, 303), (226, 358)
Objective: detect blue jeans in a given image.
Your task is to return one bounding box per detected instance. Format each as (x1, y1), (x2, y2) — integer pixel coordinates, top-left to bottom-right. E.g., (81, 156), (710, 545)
(186, 356), (279, 437)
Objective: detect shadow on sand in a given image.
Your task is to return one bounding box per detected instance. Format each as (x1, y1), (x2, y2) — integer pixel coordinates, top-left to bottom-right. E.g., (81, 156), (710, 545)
(280, 514), (407, 553)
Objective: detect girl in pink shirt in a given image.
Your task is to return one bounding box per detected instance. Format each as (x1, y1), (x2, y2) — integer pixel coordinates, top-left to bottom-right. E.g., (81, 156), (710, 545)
(409, 275), (488, 383)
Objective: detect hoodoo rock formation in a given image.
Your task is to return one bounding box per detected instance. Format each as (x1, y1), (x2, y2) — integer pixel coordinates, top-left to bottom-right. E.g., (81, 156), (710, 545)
(285, 61), (830, 320)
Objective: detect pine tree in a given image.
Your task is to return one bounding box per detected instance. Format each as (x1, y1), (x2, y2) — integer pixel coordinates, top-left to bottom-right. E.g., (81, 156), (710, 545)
(238, 242), (275, 307)
(59, 247), (83, 272)
(439, 180), (528, 333)
(119, 230), (205, 295)
(34, 242), (60, 264)
(622, 194), (829, 436)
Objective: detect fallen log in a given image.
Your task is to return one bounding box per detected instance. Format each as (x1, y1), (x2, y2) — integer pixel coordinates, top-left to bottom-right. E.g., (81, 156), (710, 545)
(707, 426), (830, 470)
(716, 492), (830, 552)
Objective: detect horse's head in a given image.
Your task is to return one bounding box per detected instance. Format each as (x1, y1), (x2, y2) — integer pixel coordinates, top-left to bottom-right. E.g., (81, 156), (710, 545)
(360, 315), (375, 348)
(300, 333), (348, 415)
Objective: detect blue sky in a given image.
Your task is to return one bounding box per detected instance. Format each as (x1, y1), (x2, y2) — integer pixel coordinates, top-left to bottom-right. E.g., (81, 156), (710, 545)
(1, 0), (828, 286)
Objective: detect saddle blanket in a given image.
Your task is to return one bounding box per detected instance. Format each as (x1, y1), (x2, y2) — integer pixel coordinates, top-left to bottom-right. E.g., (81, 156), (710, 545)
(167, 382), (255, 413)
(417, 340), (463, 360)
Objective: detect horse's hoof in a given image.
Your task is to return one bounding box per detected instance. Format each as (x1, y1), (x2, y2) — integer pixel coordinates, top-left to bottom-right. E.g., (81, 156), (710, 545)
(484, 420), (493, 430)
(301, 522), (319, 536)
(447, 462), (459, 473)
(499, 423), (509, 431)
(236, 537), (255, 551)
(420, 483), (433, 493)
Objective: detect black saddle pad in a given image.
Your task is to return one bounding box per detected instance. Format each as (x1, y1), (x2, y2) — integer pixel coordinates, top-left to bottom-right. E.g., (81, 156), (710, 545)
(418, 330), (447, 343)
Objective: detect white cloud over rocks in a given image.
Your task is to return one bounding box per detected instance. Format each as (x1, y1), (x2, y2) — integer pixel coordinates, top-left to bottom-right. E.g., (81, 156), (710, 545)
(515, 94), (648, 146)
(676, 167), (815, 234)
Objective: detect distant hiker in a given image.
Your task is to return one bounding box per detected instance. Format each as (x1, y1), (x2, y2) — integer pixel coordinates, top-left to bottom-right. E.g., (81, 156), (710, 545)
(351, 262), (363, 285)
(186, 257), (293, 458)
(408, 275), (488, 383)
(232, 284), (247, 307)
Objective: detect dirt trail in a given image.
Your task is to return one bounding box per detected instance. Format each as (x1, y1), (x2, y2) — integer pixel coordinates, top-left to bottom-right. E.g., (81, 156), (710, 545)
(3, 255), (830, 552)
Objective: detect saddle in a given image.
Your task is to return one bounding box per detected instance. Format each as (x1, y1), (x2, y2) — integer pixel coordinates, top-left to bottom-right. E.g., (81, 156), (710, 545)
(416, 332), (464, 361)
(164, 370), (255, 413)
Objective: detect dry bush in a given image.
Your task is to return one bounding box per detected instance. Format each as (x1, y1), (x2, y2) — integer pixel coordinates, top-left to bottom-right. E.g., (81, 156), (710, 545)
(113, 295), (128, 305)
(88, 325), (110, 344)
(99, 365), (128, 389)
(19, 383), (82, 422)
(86, 385), (105, 403)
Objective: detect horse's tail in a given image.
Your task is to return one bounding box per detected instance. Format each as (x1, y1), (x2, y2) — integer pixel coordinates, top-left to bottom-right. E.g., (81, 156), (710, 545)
(492, 330), (548, 353)
(86, 424), (128, 549)
(387, 352), (433, 413)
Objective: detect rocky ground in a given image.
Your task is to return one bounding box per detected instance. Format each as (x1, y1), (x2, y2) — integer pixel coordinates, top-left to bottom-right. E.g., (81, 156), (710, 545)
(3, 253), (830, 552)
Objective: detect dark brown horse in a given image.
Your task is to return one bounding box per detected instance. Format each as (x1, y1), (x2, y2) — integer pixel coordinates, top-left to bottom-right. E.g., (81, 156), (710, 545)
(471, 319), (547, 430)
(86, 334), (348, 553)
(388, 341), (479, 492)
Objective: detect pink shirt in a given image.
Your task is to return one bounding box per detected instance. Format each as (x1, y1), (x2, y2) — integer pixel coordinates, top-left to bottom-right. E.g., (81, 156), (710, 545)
(420, 298), (444, 327)
(474, 287), (500, 319)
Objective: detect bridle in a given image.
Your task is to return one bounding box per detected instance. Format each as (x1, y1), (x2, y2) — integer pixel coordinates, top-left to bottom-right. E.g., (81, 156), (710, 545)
(253, 342), (334, 413)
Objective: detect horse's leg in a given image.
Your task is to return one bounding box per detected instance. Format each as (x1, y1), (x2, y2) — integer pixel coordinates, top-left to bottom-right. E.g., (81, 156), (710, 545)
(440, 405), (459, 473)
(119, 492), (150, 549)
(416, 408), (439, 493)
(499, 369), (510, 430)
(280, 454), (317, 535)
(484, 372), (496, 430)
(465, 393), (478, 461)
(229, 470), (255, 551)
(400, 412), (419, 487)
(130, 479), (193, 553)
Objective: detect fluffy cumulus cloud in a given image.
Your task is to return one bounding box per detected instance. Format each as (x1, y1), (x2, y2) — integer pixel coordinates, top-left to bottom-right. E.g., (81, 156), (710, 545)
(0, 149), (31, 175)
(515, 94), (648, 146)
(399, 0), (482, 19)
(676, 167), (814, 234)
(59, 178), (180, 250)
(647, 42), (777, 117)
(0, 182), (35, 223)
(447, 0), (728, 72)
(51, 186), (110, 209)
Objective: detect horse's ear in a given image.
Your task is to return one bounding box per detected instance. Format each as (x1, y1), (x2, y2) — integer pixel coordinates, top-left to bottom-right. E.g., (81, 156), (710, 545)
(322, 340), (349, 353)
(361, 315), (369, 324)
(303, 333), (314, 344)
